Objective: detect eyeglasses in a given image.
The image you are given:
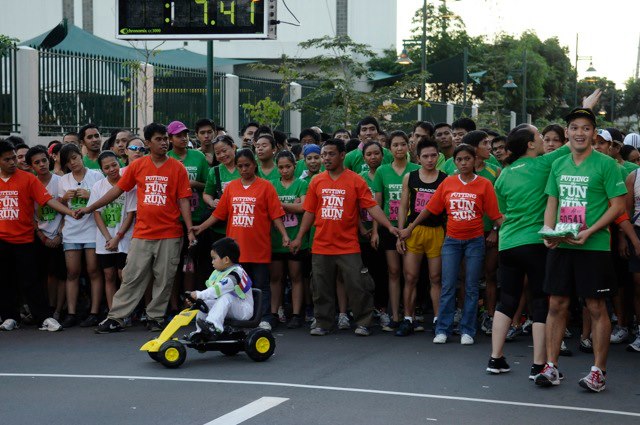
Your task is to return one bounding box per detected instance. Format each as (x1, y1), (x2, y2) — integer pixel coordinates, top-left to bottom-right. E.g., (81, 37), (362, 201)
(128, 146), (148, 154)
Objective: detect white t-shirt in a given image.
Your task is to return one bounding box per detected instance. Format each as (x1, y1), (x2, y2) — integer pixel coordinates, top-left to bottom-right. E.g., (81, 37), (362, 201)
(88, 178), (137, 255)
(35, 174), (63, 239)
(58, 169), (103, 244)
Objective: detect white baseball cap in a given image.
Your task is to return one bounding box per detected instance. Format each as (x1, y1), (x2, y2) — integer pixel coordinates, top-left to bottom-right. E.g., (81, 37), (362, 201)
(596, 129), (613, 143)
(624, 133), (640, 149)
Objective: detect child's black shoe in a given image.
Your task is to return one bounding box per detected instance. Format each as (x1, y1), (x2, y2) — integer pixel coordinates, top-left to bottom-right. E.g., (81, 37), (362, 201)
(197, 318), (221, 341)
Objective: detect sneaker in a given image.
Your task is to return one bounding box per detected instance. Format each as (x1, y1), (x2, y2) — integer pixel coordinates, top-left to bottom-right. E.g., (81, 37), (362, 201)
(39, 317), (62, 332)
(433, 333), (447, 344)
(286, 315), (303, 329)
(79, 314), (100, 328)
(487, 356), (511, 374)
(626, 335), (640, 352)
(413, 322), (425, 332)
(534, 363), (561, 387)
(95, 318), (124, 334)
(123, 316), (132, 327)
(337, 313), (351, 330)
(395, 319), (414, 337)
(578, 366), (606, 392)
(381, 320), (399, 332)
(505, 325), (521, 341)
(354, 325), (371, 336)
(610, 325), (629, 344)
(461, 334), (474, 345)
(304, 306), (314, 323)
(0, 318), (18, 331)
(60, 314), (78, 328)
(453, 308), (462, 325)
(309, 317), (317, 329)
(564, 327), (573, 339)
(196, 318), (220, 340)
(522, 319), (533, 336)
(310, 327), (329, 336)
(277, 306), (286, 323)
(415, 307), (425, 323)
(139, 311), (149, 323)
(560, 340), (573, 356)
(379, 311), (391, 328)
(481, 314), (493, 335)
(579, 337), (593, 353)
(259, 321), (272, 331)
(529, 363), (544, 380)
(52, 311), (61, 321)
(146, 319), (164, 332)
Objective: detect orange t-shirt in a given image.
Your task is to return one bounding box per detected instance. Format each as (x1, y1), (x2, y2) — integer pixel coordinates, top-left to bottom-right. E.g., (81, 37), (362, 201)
(303, 169), (377, 255)
(213, 178), (285, 263)
(0, 170), (53, 244)
(118, 156), (192, 240)
(427, 174), (501, 240)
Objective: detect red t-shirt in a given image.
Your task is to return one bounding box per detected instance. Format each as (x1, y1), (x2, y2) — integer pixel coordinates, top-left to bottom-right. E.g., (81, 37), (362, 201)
(213, 178), (285, 263)
(118, 156), (192, 240)
(303, 169), (377, 255)
(0, 170), (53, 244)
(427, 175), (501, 240)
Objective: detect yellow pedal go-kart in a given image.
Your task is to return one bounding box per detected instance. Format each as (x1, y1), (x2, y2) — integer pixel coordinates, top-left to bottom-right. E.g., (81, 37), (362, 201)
(140, 288), (276, 368)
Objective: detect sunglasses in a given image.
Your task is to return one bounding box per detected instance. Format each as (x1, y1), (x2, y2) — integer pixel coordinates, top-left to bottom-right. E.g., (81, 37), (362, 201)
(128, 146), (148, 154)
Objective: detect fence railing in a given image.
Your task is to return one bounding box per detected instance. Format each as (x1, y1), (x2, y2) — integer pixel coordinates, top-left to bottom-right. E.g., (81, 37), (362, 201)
(38, 49), (138, 136)
(239, 76), (290, 134)
(0, 44), (18, 135)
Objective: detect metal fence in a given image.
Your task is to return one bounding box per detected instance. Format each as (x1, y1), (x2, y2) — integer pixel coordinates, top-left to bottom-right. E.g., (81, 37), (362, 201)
(239, 76), (290, 134)
(0, 44), (18, 135)
(153, 65), (225, 128)
(38, 49), (138, 136)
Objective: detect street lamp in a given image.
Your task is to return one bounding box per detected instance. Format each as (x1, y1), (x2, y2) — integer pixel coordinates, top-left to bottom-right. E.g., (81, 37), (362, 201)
(503, 50), (528, 123)
(396, 48), (413, 66)
(574, 34), (598, 105)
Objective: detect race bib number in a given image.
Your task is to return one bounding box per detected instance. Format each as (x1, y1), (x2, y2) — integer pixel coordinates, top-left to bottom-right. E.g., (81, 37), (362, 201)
(414, 191), (433, 213)
(283, 213), (299, 228)
(190, 192), (200, 212)
(389, 200), (400, 221)
(102, 202), (123, 228)
(559, 206), (586, 230)
(360, 208), (372, 222)
(37, 205), (57, 222)
(70, 196), (88, 210)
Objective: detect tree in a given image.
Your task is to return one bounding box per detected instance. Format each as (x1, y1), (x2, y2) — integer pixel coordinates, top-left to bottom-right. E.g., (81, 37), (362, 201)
(242, 96), (283, 129)
(619, 78), (640, 131)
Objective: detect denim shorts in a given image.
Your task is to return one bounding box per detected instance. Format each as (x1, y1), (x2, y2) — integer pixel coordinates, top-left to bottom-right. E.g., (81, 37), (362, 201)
(63, 242), (97, 251)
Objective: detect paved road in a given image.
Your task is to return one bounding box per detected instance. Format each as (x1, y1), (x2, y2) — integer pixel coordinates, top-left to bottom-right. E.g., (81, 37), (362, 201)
(1, 322), (639, 424)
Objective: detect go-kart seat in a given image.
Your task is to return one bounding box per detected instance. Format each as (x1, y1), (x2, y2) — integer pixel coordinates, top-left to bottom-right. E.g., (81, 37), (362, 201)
(224, 288), (263, 328)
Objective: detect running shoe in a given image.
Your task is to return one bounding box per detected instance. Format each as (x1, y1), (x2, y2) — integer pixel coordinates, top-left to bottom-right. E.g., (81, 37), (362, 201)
(610, 325), (629, 344)
(258, 321), (272, 331)
(534, 363), (561, 387)
(310, 327), (329, 336)
(522, 319), (533, 336)
(578, 366), (606, 392)
(626, 335), (640, 352)
(354, 326), (371, 336)
(382, 320), (399, 332)
(337, 313), (351, 330)
(414, 307), (425, 323)
(564, 327), (573, 339)
(39, 317), (62, 332)
(379, 311), (391, 328)
(505, 325), (521, 341)
(433, 333), (447, 344)
(95, 318), (124, 334)
(413, 321), (425, 332)
(529, 363), (544, 380)
(560, 340), (573, 357)
(461, 334), (474, 345)
(60, 314), (78, 328)
(79, 314), (100, 328)
(579, 337), (593, 353)
(395, 319), (414, 336)
(481, 314), (493, 336)
(487, 356), (511, 374)
(286, 315), (303, 329)
(0, 318), (18, 331)
(277, 306), (287, 323)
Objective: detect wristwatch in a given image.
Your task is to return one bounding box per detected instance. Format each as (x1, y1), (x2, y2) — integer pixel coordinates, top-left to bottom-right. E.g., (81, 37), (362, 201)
(492, 225), (499, 231)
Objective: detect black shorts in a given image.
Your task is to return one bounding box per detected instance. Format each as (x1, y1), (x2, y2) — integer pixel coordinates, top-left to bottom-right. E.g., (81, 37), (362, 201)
(272, 249), (309, 262)
(35, 238), (67, 281)
(97, 253), (127, 270)
(378, 226), (398, 251)
(544, 248), (616, 299)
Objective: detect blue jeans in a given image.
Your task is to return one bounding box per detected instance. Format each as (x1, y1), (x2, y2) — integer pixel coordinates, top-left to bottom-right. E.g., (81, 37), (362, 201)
(436, 236), (485, 337)
(242, 263), (272, 323)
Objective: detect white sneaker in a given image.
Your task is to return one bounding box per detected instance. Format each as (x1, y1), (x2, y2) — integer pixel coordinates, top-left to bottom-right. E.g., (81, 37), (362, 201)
(0, 318), (18, 331)
(433, 333), (447, 344)
(277, 306), (286, 323)
(379, 312), (391, 327)
(627, 335), (640, 352)
(461, 334), (474, 345)
(39, 317), (62, 332)
(259, 321), (272, 331)
(337, 313), (350, 330)
(610, 325), (629, 344)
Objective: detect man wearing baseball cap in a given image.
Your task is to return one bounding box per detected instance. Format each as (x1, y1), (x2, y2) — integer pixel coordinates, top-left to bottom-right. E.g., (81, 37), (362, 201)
(535, 107), (626, 392)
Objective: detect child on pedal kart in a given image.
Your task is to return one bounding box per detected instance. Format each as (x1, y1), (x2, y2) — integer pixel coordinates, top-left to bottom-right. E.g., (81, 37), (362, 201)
(187, 237), (253, 340)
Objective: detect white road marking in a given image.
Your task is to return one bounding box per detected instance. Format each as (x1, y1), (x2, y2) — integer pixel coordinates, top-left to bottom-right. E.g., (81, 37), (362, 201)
(1, 373), (639, 418)
(204, 397), (288, 425)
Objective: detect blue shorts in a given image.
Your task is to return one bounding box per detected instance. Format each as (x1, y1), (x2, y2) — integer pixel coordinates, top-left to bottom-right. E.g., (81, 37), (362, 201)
(63, 242), (97, 251)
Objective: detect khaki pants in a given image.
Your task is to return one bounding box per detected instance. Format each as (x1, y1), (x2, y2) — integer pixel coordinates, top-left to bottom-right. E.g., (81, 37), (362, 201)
(108, 238), (182, 323)
(311, 253), (374, 330)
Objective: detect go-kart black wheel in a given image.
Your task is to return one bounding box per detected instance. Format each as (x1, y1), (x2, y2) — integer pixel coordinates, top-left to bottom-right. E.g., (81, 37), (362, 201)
(148, 351), (159, 362)
(159, 340), (187, 368)
(244, 328), (275, 362)
(220, 346), (241, 356)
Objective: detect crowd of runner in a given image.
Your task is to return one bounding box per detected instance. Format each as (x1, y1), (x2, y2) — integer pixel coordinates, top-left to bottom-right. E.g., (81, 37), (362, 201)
(1, 90), (639, 393)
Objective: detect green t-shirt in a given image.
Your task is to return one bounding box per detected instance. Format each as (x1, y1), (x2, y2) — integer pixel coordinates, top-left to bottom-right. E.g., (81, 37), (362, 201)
(168, 149), (209, 223)
(476, 162), (501, 231)
(623, 160), (639, 177)
(488, 154), (501, 168)
(83, 156), (100, 170)
(435, 152), (446, 171)
(258, 163), (279, 181)
(270, 178), (309, 252)
(344, 147), (394, 173)
(204, 164), (240, 234)
(495, 144), (571, 251)
(359, 170), (376, 242)
(294, 159), (325, 178)
(442, 157), (457, 176)
(545, 149), (627, 251)
(372, 162), (420, 225)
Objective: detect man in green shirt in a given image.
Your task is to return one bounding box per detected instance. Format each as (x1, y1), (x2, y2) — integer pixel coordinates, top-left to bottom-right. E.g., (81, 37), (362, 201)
(344, 116), (394, 173)
(535, 108), (626, 393)
(79, 124), (102, 170)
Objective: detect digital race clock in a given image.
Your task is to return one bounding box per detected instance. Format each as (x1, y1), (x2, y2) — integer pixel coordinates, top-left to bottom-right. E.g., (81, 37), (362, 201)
(116, 0), (277, 40)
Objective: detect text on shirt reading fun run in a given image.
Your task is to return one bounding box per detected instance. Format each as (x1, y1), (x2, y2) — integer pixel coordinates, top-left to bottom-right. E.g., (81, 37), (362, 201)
(449, 192), (477, 221)
(144, 176), (169, 206)
(0, 191), (19, 219)
(232, 197), (256, 227)
(321, 188), (346, 220)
